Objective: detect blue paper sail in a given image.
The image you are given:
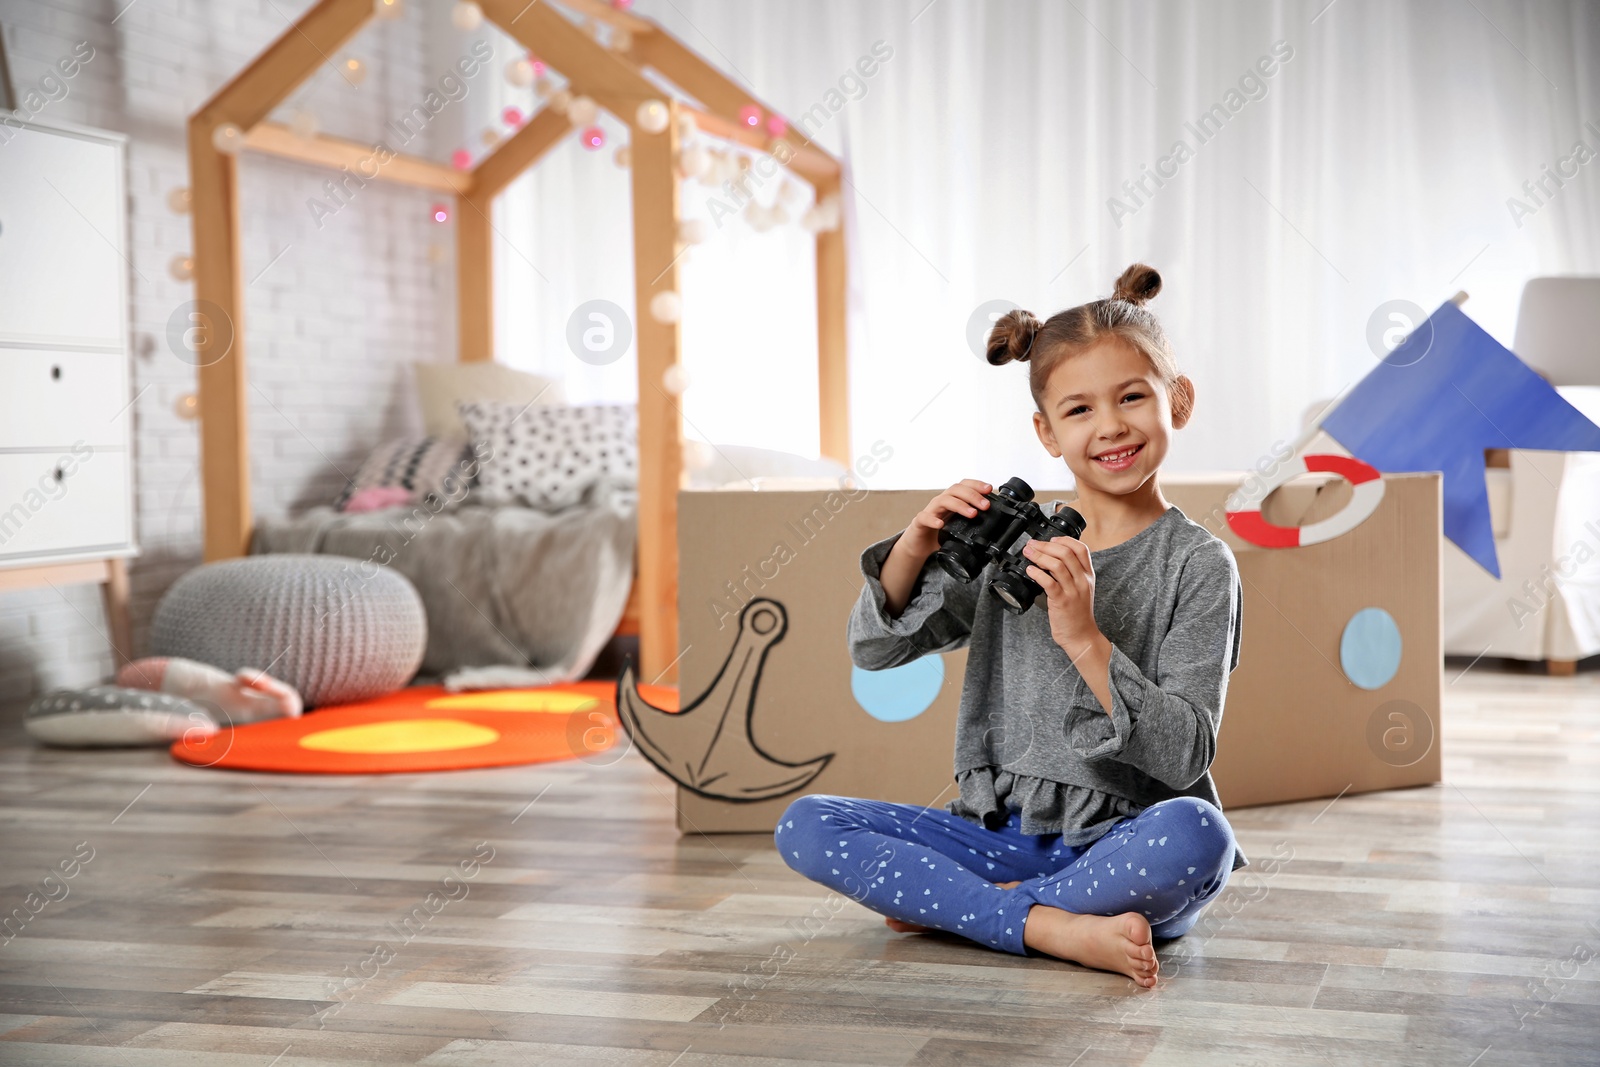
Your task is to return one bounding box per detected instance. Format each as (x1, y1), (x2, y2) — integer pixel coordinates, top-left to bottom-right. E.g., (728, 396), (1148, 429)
(1319, 301), (1600, 579)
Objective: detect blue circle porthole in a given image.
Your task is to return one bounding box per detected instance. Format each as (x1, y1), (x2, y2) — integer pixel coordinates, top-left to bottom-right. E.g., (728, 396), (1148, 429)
(1340, 607), (1402, 690)
(851, 655), (944, 722)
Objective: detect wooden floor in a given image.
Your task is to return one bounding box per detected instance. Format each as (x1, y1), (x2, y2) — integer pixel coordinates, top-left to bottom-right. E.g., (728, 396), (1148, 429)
(1, 661), (1596, 1066)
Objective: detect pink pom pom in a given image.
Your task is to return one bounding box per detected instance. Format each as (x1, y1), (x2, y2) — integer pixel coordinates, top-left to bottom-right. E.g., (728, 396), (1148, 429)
(738, 104), (761, 128)
(530, 58), (545, 77)
(502, 106), (525, 128)
(581, 125), (606, 150)
(451, 149), (472, 170)
(765, 114), (788, 137)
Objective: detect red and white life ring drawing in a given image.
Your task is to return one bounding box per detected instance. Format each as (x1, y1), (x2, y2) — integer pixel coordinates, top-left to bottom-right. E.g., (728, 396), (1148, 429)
(1225, 453), (1385, 548)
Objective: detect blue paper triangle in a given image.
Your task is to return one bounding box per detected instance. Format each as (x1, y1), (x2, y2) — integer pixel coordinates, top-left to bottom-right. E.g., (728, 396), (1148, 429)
(1319, 301), (1600, 579)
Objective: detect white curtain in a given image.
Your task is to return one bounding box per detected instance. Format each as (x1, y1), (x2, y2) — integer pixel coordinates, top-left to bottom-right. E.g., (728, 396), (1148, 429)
(453, 0), (1600, 491)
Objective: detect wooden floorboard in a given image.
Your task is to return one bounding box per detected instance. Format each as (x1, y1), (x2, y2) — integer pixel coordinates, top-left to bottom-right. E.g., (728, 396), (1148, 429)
(0, 664), (1596, 1066)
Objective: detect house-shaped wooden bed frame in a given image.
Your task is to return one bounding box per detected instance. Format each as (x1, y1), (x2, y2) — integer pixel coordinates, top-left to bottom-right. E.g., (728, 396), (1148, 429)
(186, 0), (848, 683)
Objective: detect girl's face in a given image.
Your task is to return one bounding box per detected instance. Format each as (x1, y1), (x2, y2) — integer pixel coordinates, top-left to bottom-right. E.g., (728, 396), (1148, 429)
(1031, 337), (1193, 497)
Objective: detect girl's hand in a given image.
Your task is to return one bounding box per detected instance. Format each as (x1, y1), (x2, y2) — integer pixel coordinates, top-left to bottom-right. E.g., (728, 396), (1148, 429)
(901, 479), (994, 557)
(1021, 536), (1102, 655)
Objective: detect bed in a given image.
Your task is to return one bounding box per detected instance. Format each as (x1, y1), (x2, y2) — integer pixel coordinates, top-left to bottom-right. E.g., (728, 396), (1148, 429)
(249, 445), (850, 684)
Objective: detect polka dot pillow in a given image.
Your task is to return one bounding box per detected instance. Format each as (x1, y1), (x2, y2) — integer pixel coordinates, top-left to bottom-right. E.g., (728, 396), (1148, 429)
(25, 686), (219, 747)
(457, 400), (638, 510)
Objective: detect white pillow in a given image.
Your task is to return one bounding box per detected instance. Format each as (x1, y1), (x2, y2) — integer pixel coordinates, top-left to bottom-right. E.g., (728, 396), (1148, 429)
(25, 686), (219, 748)
(414, 362), (565, 438)
(457, 400), (637, 510)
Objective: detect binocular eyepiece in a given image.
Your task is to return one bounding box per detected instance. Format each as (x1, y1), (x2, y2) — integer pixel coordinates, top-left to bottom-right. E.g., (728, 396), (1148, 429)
(931, 476), (1086, 614)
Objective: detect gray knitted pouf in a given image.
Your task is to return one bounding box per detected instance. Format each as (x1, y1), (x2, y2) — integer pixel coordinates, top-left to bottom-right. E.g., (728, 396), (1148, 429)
(151, 555), (426, 709)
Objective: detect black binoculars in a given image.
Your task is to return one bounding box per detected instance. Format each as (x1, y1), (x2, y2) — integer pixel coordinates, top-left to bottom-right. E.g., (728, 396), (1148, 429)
(930, 476), (1086, 614)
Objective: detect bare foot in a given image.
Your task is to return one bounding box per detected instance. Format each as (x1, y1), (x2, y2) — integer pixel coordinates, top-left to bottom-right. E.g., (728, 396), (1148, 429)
(1022, 906), (1159, 988)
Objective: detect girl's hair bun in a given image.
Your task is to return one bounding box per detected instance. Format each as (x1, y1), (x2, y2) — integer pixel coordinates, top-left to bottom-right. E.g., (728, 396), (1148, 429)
(1112, 263), (1162, 305)
(985, 308), (1043, 366)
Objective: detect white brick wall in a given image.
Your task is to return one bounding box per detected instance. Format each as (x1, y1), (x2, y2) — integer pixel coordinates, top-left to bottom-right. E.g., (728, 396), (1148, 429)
(0, 0), (464, 710)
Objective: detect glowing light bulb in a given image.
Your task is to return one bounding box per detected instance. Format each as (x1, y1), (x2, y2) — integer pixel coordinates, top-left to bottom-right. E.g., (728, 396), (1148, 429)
(505, 57), (534, 87)
(169, 255), (194, 282)
(167, 187), (192, 215)
(502, 106), (525, 128)
(450, 0), (482, 30)
(677, 219), (707, 245)
(451, 149), (472, 170)
(431, 203), (450, 223)
(566, 95), (598, 125)
(738, 104), (761, 128)
(580, 126), (605, 150)
(635, 100), (669, 134)
(677, 144), (711, 180)
(211, 123), (244, 154)
(649, 290), (681, 324)
(342, 57), (367, 85)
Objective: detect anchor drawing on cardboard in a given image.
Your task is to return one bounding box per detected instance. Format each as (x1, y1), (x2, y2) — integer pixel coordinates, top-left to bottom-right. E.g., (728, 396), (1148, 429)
(615, 597), (835, 801)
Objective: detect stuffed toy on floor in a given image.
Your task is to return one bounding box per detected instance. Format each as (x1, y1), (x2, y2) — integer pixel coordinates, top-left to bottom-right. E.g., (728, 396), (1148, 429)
(116, 657), (303, 723)
(23, 658), (303, 749)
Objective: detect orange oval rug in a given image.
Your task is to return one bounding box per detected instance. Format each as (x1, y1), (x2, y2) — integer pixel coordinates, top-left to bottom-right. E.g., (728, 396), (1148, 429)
(169, 682), (680, 774)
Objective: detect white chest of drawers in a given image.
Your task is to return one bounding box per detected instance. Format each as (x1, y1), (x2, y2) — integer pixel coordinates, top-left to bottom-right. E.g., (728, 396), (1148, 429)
(0, 113), (136, 666)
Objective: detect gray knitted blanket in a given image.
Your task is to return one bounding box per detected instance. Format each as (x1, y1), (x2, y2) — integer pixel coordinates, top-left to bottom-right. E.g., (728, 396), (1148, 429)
(251, 481), (637, 685)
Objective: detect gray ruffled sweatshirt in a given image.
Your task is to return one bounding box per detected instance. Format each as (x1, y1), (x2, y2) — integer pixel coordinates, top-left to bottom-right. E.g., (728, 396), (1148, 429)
(847, 501), (1248, 871)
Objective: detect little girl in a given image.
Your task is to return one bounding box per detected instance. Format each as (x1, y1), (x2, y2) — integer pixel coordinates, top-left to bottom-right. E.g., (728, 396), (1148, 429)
(777, 264), (1245, 988)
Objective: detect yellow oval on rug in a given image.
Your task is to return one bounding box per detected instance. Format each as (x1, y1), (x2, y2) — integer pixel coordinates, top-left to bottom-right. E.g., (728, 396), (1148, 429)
(425, 692), (600, 714)
(298, 718), (501, 754)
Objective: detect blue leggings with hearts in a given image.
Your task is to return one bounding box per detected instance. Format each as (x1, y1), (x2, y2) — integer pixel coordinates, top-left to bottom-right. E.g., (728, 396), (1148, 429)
(775, 792), (1237, 956)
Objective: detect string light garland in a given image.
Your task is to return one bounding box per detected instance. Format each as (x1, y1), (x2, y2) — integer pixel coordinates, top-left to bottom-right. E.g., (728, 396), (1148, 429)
(211, 123), (244, 154)
(648, 290), (681, 324)
(566, 95), (598, 125)
(635, 99), (669, 133)
(506, 57), (535, 87)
